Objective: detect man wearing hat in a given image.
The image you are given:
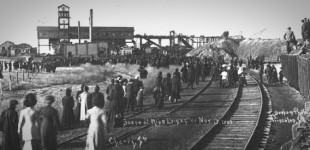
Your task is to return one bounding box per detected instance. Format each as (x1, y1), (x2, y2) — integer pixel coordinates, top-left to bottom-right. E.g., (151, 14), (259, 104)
(0, 100), (20, 150)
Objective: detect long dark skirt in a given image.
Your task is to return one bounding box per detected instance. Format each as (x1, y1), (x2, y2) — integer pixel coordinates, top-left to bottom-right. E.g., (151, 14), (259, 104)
(74, 102), (81, 124)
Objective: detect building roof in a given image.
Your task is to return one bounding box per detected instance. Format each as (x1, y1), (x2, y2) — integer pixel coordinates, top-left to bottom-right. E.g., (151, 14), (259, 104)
(37, 26), (134, 39)
(0, 41), (14, 46)
(58, 4), (69, 8)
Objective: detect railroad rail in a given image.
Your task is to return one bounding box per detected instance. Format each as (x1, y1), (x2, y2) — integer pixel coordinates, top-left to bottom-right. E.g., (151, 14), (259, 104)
(57, 77), (213, 149)
(58, 75), (265, 150)
(191, 75), (263, 150)
(105, 78), (240, 149)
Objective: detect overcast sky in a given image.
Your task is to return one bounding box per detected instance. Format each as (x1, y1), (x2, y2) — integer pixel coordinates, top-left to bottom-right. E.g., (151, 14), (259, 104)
(1, 0), (309, 49)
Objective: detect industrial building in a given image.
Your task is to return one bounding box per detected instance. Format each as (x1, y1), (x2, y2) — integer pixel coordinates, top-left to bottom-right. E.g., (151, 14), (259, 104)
(37, 4), (134, 57)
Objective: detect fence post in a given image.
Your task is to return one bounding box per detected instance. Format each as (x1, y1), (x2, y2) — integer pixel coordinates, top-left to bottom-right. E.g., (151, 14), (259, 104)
(9, 75), (12, 91)
(23, 70), (24, 81)
(17, 72), (18, 84)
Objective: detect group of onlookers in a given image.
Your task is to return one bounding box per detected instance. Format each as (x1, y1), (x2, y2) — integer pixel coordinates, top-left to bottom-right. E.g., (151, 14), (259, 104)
(0, 94), (61, 150)
(264, 64), (283, 86)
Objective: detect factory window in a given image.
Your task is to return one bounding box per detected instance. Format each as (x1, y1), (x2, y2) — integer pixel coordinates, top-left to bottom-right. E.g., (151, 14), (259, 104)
(2, 47), (4, 50)
(105, 33), (109, 36)
(113, 33), (115, 36)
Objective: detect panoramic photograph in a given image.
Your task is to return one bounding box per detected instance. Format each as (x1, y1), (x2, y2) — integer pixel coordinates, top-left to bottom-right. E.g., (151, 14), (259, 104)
(0, 0), (310, 149)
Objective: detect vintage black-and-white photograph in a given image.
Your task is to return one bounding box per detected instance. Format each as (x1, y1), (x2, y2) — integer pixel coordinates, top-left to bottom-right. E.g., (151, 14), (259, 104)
(0, 0), (309, 149)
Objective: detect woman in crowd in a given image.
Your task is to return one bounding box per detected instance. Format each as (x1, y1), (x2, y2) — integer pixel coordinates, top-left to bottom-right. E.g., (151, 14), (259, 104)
(75, 83), (85, 125)
(62, 88), (75, 130)
(0, 99), (20, 150)
(18, 93), (40, 150)
(38, 95), (61, 150)
(79, 85), (90, 124)
(85, 97), (109, 150)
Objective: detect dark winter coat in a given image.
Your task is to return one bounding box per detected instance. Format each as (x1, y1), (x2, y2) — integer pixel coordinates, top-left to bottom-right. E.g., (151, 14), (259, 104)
(171, 75), (182, 99)
(89, 91), (105, 108)
(163, 76), (172, 97)
(181, 66), (188, 82)
(0, 108), (20, 150)
(39, 105), (61, 150)
(61, 95), (75, 129)
(75, 90), (83, 124)
(188, 66), (195, 83)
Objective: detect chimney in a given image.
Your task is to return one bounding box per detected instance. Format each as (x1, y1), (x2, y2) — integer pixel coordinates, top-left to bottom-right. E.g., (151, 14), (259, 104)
(78, 21), (81, 43)
(89, 9), (93, 42)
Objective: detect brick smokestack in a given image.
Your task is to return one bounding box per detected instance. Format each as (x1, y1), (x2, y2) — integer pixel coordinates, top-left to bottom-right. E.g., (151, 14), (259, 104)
(89, 9), (93, 42)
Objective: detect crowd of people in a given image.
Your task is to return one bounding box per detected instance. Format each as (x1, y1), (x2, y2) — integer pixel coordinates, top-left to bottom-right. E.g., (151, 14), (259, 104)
(0, 52), (259, 150)
(0, 94), (61, 150)
(283, 18), (310, 54)
(0, 53), (187, 74)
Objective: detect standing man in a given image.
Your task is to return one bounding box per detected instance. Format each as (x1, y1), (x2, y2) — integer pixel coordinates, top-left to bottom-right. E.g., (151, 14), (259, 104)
(283, 27), (296, 54)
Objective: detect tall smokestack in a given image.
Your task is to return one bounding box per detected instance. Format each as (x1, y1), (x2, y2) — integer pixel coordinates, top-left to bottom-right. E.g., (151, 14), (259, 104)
(89, 9), (93, 42)
(78, 21), (81, 43)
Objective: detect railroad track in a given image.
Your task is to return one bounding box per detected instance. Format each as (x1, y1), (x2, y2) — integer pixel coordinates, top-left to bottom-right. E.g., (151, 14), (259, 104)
(58, 75), (265, 150)
(57, 77), (213, 149)
(191, 75), (263, 150)
(105, 78), (240, 150)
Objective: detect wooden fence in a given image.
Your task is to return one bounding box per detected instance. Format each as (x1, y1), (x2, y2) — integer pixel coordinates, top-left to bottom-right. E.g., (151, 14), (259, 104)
(280, 55), (299, 89)
(281, 54), (310, 101)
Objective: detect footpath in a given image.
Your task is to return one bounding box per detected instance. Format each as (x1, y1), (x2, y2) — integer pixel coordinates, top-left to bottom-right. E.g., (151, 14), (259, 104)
(248, 69), (304, 150)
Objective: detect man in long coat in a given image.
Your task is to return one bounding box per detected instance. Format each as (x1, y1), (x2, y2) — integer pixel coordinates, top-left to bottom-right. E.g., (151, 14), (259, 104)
(39, 96), (61, 150)
(171, 72), (182, 103)
(107, 80), (124, 128)
(114, 80), (124, 116)
(162, 73), (172, 101)
(125, 79), (135, 112)
(62, 88), (75, 130)
(154, 72), (164, 109)
(187, 63), (195, 89)
(106, 79), (115, 101)
(181, 64), (188, 83)
(0, 100), (20, 150)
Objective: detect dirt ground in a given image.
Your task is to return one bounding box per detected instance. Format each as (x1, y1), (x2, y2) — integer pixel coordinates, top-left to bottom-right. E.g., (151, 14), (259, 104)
(249, 66), (304, 150)
(0, 63), (183, 148)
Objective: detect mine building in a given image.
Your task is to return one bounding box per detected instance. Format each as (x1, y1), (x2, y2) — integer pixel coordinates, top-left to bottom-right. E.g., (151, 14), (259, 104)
(37, 4), (134, 57)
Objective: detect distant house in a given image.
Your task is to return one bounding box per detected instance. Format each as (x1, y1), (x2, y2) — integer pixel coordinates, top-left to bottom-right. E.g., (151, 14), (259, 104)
(0, 41), (37, 56)
(0, 41), (14, 56)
